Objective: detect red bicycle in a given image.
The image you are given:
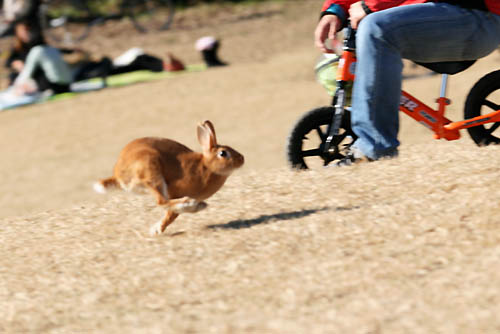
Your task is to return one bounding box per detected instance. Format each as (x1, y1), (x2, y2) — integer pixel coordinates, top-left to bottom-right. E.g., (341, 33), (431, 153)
(287, 25), (500, 169)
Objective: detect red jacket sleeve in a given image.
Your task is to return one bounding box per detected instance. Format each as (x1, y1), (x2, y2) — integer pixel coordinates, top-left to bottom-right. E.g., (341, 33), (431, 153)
(322, 0), (428, 14)
(485, 0), (500, 15)
(321, 0), (355, 14)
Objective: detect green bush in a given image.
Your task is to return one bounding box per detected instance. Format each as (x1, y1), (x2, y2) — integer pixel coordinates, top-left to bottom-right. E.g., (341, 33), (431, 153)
(175, 0), (270, 7)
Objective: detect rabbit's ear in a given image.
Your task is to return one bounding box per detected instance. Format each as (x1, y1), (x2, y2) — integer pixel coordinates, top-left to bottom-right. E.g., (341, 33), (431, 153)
(203, 120), (217, 144)
(197, 121), (217, 153)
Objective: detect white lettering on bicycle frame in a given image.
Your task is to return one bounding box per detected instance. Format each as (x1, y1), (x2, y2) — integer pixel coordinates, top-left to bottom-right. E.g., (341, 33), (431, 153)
(400, 95), (419, 112)
(339, 58), (345, 69)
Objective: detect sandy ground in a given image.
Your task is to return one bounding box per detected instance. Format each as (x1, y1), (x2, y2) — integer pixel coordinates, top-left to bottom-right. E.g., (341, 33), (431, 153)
(1, 1), (500, 333)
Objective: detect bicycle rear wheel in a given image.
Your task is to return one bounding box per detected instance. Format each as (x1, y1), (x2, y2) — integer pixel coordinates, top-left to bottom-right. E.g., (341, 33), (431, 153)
(124, 0), (175, 33)
(41, 0), (93, 45)
(464, 70), (500, 146)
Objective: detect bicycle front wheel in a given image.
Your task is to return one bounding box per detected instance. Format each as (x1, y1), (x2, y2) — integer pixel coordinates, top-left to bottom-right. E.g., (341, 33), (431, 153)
(287, 106), (357, 170)
(124, 0), (175, 33)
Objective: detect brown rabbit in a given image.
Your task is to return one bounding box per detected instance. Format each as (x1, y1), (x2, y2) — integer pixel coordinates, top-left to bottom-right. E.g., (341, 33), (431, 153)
(93, 120), (244, 235)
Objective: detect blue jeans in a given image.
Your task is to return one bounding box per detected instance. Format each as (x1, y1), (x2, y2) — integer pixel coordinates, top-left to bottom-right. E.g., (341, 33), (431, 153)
(16, 46), (73, 87)
(351, 3), (500, 160)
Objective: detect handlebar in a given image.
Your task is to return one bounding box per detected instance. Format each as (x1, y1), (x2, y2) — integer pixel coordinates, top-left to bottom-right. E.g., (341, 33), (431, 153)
(343, 21), (356, 51)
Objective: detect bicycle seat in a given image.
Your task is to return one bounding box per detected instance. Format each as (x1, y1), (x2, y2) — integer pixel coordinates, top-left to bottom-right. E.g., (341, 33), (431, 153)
(415, 60), (476, 75)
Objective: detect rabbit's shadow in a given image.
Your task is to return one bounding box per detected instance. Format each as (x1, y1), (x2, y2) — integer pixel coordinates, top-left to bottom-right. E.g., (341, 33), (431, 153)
(206, 206), (358, 230)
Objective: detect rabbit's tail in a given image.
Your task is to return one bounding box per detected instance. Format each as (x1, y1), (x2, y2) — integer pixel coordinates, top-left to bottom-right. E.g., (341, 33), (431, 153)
(93, 177), (120, 194)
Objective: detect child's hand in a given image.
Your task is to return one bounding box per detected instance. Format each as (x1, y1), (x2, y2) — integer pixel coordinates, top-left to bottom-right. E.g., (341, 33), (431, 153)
(349, 1), (369, 29)
(315, 15), (342, 53)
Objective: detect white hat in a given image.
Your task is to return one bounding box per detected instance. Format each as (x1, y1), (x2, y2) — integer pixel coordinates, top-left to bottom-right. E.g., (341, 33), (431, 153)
(195, 36), (217, 51)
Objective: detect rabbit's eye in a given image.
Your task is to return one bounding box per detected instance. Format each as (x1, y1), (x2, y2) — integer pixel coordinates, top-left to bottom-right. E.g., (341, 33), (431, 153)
(218, 150), (229, 158)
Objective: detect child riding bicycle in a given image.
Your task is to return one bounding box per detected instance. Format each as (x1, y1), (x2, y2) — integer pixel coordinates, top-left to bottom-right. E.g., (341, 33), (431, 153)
(314, 0), (500, 165)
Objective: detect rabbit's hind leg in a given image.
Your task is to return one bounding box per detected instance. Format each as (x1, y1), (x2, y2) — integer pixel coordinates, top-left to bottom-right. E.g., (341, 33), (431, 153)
(145, 177), (170, 206)
(142, 177), (184, 236)
(142, 176), (207, 214)
(149, 210), (179, 236)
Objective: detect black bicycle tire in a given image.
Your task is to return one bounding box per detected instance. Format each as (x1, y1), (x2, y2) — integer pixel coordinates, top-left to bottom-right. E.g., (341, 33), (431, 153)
(41, 0), (93, 44)
(127, 0), (175, 33)
(286, 106), (356, 170)
(464, 69), (500, 146)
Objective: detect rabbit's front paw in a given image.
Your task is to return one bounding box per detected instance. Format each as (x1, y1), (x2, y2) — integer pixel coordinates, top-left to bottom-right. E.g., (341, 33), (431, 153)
(173, 198), (208, 213)
(149, 220), (164, 236)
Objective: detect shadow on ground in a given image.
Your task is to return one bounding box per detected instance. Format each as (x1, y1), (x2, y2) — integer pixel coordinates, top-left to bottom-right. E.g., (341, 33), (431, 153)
(206, 205), (359, 230)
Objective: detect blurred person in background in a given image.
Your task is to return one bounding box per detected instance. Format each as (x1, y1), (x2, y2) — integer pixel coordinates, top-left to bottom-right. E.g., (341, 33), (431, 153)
(1, 0), (41, 36)
(5, 19), (73, 94)
(195, 36), (228, 67)
(1, 0), (71, 94)
(5, 22), (186, 96)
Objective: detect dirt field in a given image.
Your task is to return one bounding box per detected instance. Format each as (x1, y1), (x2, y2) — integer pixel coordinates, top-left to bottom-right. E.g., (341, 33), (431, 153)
(1, 1), (500, 333)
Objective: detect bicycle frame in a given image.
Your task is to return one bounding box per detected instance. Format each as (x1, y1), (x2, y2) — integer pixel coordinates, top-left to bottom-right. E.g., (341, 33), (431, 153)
(335, 48), (500, 142)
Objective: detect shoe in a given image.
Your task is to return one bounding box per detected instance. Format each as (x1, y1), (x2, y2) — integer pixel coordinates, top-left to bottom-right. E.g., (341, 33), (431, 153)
(335, 153), (371, 167)
(335, 145), (371, 167)
(335, 146), (398, 167)
(163, 52), (185, 72)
